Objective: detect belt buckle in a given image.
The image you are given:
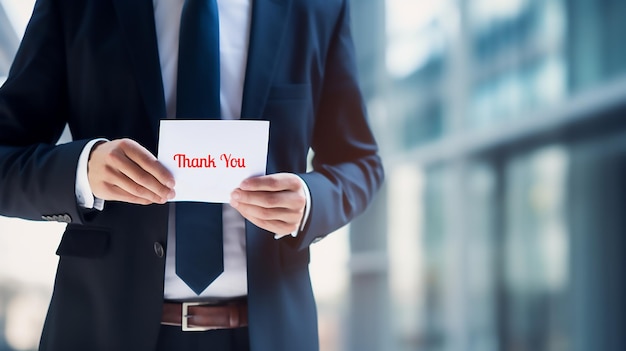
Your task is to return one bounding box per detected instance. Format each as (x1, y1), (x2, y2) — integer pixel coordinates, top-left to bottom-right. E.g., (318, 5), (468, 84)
(182, 302), (211, 332)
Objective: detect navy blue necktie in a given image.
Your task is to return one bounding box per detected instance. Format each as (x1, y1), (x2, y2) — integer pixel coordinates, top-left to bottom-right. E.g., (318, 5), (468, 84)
(175, 0), (223, 295)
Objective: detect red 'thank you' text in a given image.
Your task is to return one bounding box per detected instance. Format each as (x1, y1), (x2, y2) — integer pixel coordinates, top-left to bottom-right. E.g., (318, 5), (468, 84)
(174, 153), (246, 168)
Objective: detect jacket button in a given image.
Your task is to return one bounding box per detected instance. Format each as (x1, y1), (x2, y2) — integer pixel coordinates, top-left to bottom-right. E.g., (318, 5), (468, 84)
(153, 242), (165, 258)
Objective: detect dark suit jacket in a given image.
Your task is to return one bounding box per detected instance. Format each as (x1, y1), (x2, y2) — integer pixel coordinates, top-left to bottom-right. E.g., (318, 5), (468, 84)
(0, 0), (383, 350)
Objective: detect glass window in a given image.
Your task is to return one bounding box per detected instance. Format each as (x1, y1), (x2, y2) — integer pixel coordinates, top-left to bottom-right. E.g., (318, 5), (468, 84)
(503, 145), (570, 351)
(568, 0), (626, 91)
(388, 164), (424, 351)
(468, 0), (567, 128)
(385, 0), (450, 79)
(389, 162), (498, 351)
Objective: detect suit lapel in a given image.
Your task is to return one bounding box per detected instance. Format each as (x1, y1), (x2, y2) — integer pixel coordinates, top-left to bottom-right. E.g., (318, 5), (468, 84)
(111, 0), (166, 135)
(242, 0), (292, 296)
(241, 0), (292, 120)
(109, 0), (290, 130)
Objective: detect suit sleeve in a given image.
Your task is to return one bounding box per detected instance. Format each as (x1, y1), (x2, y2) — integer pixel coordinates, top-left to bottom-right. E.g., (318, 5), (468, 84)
(296, 0), (384, 250)
(0, 0), (90, 223)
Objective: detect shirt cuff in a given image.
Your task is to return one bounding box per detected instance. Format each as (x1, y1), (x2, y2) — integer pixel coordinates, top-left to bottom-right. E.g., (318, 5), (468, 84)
(274, 176), (311, 240)
(75, 139), (108, 211)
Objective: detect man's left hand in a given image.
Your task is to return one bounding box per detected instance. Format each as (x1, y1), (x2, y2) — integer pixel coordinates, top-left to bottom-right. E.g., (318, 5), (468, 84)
(230, 173), (306, 236)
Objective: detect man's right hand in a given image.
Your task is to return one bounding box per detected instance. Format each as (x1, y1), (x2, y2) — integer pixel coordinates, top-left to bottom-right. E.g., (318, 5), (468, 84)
(87, 139), (175, 205)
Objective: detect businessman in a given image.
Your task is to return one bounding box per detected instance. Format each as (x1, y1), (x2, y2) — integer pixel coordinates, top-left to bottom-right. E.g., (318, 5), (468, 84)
(0, 0), (383, 350)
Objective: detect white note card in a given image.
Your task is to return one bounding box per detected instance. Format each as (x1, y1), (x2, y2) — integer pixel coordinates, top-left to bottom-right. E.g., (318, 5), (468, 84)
(158, 120), (270, 203)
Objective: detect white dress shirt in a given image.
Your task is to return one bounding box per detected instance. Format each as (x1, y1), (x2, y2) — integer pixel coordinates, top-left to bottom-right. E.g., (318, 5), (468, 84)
(155, 0), (253, 299)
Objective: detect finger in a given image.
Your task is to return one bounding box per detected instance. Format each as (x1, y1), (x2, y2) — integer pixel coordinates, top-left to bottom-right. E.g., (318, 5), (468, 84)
(92, 164), (167, 204)
(242, 214), (300, 235)
(105, 184), (154, 205)
(231, 201), (303, 223)
(107, 142), (175, 200)
(88, 140), (174, 204)
(114, 158), (173, 202)
(119, 139), (175, 188)
(231, 189), (305, 210)
(105, 167), (171, 204)
(239, 173), (302, 192)
(90, 166), (155, 205)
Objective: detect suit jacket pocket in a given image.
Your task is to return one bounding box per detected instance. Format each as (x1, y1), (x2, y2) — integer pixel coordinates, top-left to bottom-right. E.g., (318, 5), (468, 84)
(56, 225), (111, 258)
(263, 87), (311, 121)
(263, 84), (313, 172)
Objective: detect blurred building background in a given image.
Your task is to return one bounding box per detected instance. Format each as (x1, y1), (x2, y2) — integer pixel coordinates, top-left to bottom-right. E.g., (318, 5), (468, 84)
(1, 0), (626, 350)
(0, 3), (17, 80)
